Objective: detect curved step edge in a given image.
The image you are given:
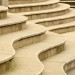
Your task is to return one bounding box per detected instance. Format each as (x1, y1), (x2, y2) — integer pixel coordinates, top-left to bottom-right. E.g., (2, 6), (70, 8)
(17, 3), (70, 20)
(0, 13), (28, 35)
(1, 31), (66, 75)
(0, 24), (46, 74)
(8, 0), (59, 13)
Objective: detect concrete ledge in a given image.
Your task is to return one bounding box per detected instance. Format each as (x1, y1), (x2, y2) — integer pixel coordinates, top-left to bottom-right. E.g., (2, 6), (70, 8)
(9, 0), (47, 5)
(41, 32), (75, 75)
(13, 33), (46, 49)
(43, 50), (75, 75)
(39, 42), (65, 61)
(47, 21), (75, 34)
(1, 31), (65, 75)
(8, 0), (59, 13)
(0, 24), (46, 74)
(64, 59), (75, 73)
(17, 3), (70, 20)
(29, 9), (75, 27)
(0, 13), (28, 35)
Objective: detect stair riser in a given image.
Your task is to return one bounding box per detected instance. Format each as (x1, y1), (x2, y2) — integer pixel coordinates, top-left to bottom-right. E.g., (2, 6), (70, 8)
(39, 44), (65, 60)
(50, 26), (75, 34)
(0, 22), (26, 35)
(37, 17), (75, 27)
(25, 9), (69, 20)
(0, 60), (12, 75)
(13, 33), (46, 49)
(0, 11), (7, 19)
(9, 0), (46, 5)
(64, 60), (75, 73)
(9, 3), (58, 13)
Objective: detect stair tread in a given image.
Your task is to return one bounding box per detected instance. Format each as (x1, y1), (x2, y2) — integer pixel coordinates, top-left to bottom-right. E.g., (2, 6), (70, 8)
(8, 0), (59, 8)
(42, 32), (75, 75)
(29, 8), (75, 23)
(0, 6), (8, 12)
(45, 32), (75, 62)
(0, 13), (28, 27)
(17, 3), (70, 16)
(0, 24), (46, 64)
(2, 31), (65, 75)
(47, 21), (75, 30)
(9, 0), (46, 4)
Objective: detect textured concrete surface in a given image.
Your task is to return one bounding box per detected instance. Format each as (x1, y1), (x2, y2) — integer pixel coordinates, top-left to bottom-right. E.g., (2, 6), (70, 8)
(67, 68), (75, 75)
(1, 0), (75, 75)
(42, 31), (75, 75)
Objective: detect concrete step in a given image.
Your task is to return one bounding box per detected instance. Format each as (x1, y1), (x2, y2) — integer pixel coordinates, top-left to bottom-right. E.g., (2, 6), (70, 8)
(0, 6), (8, 19)
(47, 21), (75, 34)
(29, 9), (75, 27)
(1, 32), (65, 75)
(9, 0), (47, 5)
(0, 13), (28, 35)
(42, 32), (75, 75)
(8, 0), (59, 13)
(0, 24), (46, 74)
(60, 1), (75, 8)
(17, 3), (70, 20)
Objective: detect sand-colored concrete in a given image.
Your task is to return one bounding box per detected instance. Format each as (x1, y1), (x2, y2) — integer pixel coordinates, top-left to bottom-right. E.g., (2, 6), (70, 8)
(67, 68), (75, 75)
(9, 0), (47, 4)
(8, 0), (59, 13)
(1, 31), (65, 75)
(1, 0), (75, 75)
(16, 3), (69, 20)
(42, 31), (75, 75)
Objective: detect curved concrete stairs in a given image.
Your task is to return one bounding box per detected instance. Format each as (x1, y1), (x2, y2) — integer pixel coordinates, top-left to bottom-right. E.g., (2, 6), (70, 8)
(0, 4), (66, 75)
(0, 0), (75, 75)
